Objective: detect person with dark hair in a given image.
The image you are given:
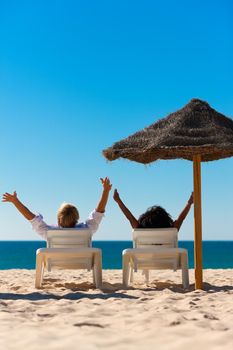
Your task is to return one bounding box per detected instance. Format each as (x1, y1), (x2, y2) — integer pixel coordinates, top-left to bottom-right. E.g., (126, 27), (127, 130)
(113, 189), (193, 231)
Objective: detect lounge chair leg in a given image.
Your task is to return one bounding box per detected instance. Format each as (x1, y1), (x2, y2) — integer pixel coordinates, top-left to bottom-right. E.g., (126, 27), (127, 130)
(143, 270), (149, 284)
(47, 259), (51, 272)
(130, 265), (134, 283)
(123, 253), (131, 287)
(92, 268), (96, 286)
(93, 251), (102, 289)
(181, 251), (189, 289)
(35, 253), (44, 288)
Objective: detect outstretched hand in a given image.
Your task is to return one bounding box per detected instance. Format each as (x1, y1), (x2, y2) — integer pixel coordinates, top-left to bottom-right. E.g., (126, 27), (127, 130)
(96, 177), (112, 213)
(2, 191), (35, 220)
(2, 191), (18, 204)
(100, 177), (112, 192)
(113, 189), (120, 203)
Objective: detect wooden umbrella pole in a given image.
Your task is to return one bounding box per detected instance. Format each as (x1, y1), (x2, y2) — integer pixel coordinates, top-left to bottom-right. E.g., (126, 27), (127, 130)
(193, 155), (203, 289)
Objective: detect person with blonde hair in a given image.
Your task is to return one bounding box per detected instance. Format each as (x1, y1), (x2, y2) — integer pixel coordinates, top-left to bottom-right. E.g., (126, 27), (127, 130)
(2, 177), (112, 239)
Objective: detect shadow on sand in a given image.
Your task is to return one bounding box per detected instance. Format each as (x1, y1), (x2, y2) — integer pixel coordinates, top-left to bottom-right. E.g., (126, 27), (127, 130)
(0, 290), (138, 301)
(1, 280), (232, 301)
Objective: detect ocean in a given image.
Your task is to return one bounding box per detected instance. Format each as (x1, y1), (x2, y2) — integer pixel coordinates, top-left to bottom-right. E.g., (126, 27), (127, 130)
(0, 241), (232, 269)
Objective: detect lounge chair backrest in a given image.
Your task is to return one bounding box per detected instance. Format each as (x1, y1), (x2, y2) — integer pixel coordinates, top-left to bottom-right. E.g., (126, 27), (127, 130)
(47, 229), (92, 249)
(35, 228), (102, 288)
(133, 228), (178, 249)
(122, 228), (189, 289)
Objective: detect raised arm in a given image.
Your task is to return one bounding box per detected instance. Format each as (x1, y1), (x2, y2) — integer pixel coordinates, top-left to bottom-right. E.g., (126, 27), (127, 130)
(113, 189), (139, 229)
(174, 192), (193, 231)
(96, 177), (112, 213)
(2, 191), (36, 221)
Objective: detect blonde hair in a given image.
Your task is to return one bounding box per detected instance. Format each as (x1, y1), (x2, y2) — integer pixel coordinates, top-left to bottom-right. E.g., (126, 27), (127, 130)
(57, 203), (79, 228)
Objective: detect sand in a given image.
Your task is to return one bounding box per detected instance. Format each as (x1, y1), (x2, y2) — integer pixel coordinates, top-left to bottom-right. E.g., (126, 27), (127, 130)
(0, 268), (233, 350)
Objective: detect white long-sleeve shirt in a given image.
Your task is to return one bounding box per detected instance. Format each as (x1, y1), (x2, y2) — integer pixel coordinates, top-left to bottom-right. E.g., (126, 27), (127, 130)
(30, 209), (104, 240)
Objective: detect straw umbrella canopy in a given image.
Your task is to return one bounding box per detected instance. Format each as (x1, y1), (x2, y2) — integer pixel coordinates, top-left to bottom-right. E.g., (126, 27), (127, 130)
(103, 98), (233, 289)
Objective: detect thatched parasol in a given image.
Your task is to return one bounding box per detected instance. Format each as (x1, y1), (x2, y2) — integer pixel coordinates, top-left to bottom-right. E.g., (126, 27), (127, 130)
(103, 98), (233, 289)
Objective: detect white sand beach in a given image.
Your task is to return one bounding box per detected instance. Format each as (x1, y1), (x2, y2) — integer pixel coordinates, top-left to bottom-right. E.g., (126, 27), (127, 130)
(0, 269), (233, 350)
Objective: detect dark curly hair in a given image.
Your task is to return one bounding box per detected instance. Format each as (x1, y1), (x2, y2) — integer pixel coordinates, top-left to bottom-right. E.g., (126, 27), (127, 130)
(138, 206), (174, 228)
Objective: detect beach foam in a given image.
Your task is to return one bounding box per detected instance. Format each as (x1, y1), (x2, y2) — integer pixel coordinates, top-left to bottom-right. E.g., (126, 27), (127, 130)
(0, 269), (232, 350)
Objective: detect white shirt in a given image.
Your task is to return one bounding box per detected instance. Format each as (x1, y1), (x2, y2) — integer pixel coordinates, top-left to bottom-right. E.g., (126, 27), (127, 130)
(30, 209), (104, 240)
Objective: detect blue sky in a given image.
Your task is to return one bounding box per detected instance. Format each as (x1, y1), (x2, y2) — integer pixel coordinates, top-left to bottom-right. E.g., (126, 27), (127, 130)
(0, 0), (232, 240)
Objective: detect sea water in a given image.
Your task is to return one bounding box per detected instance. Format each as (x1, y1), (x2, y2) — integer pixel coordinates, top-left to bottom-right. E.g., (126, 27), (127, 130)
(0, 241), (232, 269)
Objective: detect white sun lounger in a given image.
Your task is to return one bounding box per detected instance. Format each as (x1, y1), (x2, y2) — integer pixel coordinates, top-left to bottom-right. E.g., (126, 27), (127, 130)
(35, 229), (102, 288)
(122, 228), (189, 289)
